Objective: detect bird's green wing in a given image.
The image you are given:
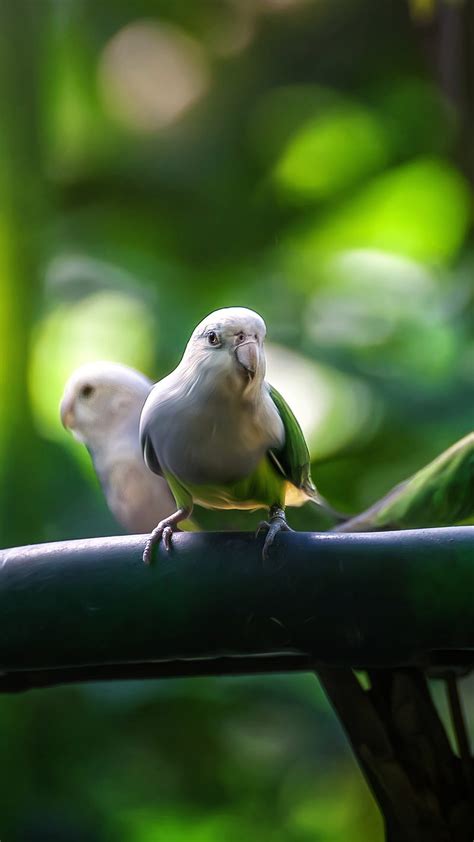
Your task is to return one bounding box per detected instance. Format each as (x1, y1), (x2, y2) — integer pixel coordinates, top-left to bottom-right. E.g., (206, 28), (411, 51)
(267, 384), (314, 493)
(269, 384), (346, 522)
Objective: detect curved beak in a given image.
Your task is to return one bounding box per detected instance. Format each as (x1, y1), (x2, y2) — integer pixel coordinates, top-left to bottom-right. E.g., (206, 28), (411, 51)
(60, 394), (75, 430)
(235, 339), (259, 377)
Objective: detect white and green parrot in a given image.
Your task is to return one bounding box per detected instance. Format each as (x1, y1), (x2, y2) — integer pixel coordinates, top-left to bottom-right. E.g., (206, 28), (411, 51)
(140, 307), (341, 562)
(60, 361), (194, 534)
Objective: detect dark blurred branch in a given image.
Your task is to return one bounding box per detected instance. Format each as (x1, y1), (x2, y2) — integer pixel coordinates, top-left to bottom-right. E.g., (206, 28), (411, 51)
(319, 661), (474, 839)
(437, 1), (465, 109)
(317, 666), (473, 841)
(411, 0), (474, 185)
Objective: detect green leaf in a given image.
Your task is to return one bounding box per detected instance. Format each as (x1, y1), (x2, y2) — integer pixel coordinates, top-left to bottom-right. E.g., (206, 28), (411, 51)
(337, 432), (474, 532)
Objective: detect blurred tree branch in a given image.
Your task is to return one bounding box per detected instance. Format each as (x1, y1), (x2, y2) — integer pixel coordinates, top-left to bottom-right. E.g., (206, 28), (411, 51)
(410, 0), (474, 185)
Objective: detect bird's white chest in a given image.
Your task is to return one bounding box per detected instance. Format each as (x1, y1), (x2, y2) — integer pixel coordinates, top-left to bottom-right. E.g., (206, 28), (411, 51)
(155, 389), (284, 485)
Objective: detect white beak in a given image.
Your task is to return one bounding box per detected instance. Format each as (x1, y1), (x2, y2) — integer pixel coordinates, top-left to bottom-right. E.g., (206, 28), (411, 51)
(235, 340), (258, 376)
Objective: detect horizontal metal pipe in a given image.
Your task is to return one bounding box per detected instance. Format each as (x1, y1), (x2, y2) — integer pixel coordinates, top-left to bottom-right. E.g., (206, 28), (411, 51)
(0, 528), (473, 690)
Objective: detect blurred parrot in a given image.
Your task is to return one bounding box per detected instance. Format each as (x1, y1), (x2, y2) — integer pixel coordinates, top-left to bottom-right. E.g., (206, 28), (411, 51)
(140, 306), (341, 562)
(60, 361), (194, 534)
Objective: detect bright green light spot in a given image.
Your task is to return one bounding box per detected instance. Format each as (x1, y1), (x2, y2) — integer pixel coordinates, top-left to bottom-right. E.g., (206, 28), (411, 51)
(29, 290), (155, 443)
(295, 157), (471, 265)
(274, 104), (388, 200)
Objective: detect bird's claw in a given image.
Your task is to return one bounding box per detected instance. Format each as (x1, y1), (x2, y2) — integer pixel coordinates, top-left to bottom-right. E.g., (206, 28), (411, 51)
(256, 511), (292, 561)
(142, 521), (176, 564)
(255, 520), (270, 538)
(162, 526), (174, 551)
(142, 537), (156, 565)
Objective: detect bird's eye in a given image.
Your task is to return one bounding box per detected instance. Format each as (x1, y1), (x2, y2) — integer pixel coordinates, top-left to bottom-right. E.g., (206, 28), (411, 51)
(207, 331), (220, 346)
(237, 332), (245, 343)
(80, 384), (95, 399)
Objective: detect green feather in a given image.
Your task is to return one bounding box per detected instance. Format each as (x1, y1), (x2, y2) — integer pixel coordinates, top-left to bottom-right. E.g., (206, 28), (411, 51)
(267, 384), (314, 493)
(268, 383), (346, 522)
(166, 456), (287, 513)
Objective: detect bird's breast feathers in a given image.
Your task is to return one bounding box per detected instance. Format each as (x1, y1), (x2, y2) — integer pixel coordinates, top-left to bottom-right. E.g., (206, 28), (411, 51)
(144, 379), (285, 487)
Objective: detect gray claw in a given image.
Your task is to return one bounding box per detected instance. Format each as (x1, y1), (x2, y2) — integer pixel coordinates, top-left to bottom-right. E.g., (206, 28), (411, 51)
(143, 538), (155, 565)
(262, 521), (282, 560)
(255, 520), (271, 539)
(143, 521), (178, 563)
(142, 524), (164, 564)
(162, 526), (174, 551)
(259, 514), (292, 560)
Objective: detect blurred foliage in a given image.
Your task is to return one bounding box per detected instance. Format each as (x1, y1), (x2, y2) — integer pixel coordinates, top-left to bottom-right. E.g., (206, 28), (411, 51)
(0, 0), (473, 840)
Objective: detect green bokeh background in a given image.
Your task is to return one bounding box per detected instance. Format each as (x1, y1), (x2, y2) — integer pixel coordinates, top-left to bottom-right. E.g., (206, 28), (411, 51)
(0, 1), (473, 839)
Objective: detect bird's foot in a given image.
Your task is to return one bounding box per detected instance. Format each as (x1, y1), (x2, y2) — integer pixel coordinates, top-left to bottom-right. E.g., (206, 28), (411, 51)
(143, 518), (177, 564)
(256, 506), (292, 561)
(143, 509), (190, 564)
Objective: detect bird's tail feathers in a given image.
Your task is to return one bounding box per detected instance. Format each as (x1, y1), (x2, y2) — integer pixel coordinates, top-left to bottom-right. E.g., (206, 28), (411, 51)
(306, 485), (348, 524)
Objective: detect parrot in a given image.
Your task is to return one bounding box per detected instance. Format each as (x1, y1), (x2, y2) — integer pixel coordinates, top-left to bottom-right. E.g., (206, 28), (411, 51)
(139, 306), (341, 563)
(60, 361), (194, 534)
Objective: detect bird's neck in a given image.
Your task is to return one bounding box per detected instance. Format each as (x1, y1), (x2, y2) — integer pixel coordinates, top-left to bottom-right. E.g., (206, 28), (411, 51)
(88, 419), (141, 471)
(177, 360), (265, 409)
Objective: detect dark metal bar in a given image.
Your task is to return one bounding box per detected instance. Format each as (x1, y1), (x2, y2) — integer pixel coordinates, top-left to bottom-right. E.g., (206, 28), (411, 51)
(0, 528), (473, 692)
(0, 656), (314, 693)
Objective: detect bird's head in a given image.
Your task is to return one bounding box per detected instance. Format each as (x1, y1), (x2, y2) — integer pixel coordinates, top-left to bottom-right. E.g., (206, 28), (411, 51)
(183, 307), (267, 395)
(60, 361), (152, 447)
